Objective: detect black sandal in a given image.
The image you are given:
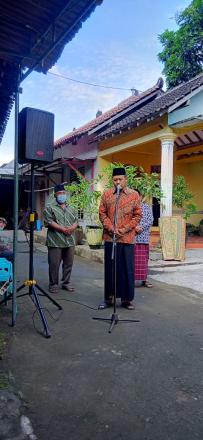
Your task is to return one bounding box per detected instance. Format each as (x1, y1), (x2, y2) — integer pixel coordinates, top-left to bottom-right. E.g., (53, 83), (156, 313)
(121, 302), (135, 310)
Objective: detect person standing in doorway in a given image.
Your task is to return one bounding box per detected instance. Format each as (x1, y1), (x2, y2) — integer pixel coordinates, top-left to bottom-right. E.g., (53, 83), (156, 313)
(99, 167), (142, 310)
(43, 184), (78, 294)
(134, 190), (153, 288)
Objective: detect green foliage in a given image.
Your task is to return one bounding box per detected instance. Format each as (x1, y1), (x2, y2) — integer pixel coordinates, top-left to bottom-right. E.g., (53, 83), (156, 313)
(101, 162), (163, 202)
(183, 203), (198, 221)
(172, 175), (193, 207)
(199, 219), (203, 225)
(65, 163), (163, 224)
(65, 175), (102, 226)
(101, 162), (138, 189)
(158, 0), (203, 88)
(133, 171), (163, 202)
(172, 175), (197, 220)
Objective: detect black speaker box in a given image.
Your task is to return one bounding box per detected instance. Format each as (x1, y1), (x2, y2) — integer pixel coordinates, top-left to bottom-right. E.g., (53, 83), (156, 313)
(18, 107), (54, 164)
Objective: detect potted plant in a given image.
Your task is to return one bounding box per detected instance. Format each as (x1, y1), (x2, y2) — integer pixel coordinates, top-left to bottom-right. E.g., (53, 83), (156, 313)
(66, 176), (103, 249)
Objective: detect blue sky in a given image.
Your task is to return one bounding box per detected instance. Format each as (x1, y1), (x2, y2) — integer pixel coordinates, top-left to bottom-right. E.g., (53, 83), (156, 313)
(0, 0), (190, 165)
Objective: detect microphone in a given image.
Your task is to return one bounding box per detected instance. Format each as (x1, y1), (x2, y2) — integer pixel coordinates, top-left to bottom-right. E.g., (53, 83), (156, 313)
(116, 184), (122, 196)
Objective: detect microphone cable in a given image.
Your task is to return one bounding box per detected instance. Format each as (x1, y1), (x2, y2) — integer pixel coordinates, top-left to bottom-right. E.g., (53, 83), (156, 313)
(29, 297), (98, 336)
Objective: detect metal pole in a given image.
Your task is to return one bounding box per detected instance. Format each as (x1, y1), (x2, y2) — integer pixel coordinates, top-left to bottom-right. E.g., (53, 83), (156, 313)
(29, 163), (35, 291)
(12, 88), (20, 326)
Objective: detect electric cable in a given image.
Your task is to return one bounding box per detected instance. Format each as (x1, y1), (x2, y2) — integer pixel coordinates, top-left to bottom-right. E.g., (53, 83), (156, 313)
(32, 307), (63, 335)
(48, 71), (132, 91)
(56, 297), (98, 310)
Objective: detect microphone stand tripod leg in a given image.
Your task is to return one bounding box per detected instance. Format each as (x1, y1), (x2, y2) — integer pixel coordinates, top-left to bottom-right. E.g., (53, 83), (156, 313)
(108, 313), (119, 333)
(30, 285), (51, 338)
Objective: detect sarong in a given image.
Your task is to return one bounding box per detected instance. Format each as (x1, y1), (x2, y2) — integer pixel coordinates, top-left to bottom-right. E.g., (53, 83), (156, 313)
(134, 243), (149, 281)
(104, 242), (135, 302)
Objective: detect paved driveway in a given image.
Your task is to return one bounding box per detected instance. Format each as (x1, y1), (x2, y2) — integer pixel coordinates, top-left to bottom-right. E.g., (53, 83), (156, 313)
(1, 245), (203, 440)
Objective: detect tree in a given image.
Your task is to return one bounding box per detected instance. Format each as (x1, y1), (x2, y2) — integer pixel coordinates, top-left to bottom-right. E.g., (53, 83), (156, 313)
(172, 175), (197, 220)
(158, 0), (203, 88)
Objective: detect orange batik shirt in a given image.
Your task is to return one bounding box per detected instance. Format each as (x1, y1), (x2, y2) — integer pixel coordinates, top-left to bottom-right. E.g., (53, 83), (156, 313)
(99, 187), (142, 244)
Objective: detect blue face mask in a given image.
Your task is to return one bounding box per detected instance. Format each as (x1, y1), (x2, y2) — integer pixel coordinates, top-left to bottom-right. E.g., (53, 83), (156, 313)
(56, 194), (67, 205)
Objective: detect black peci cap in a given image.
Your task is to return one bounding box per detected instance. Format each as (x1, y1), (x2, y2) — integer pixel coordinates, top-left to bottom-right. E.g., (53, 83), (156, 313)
(54, 183), (65, 193)
(112, 167), (126, 176)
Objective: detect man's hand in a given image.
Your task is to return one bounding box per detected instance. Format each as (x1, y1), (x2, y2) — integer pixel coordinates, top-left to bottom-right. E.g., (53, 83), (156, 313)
(136, 226), (143, 234)
(115, 227), (126, 237)
(63, 223), (78, 235)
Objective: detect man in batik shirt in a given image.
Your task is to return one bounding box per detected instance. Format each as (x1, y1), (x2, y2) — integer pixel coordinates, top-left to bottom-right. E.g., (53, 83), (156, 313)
(99, 167), (141, 310)
(43, 184), (78, 294)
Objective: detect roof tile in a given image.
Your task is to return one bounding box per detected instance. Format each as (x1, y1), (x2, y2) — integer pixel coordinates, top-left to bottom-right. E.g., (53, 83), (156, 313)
(98, 72), (203, 138)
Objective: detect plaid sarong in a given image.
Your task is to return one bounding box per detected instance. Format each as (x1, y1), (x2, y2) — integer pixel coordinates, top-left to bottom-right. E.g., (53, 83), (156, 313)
(134, 243), (149, 281)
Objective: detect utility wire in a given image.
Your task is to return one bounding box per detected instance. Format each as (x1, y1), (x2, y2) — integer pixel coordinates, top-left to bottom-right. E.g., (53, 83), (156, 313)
(48, 71), (132, 91)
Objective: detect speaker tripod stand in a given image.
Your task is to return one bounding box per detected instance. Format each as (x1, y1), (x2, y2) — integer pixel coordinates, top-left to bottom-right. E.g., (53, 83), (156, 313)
(1, 163), (62, 338)
(93, 187), (140, 333)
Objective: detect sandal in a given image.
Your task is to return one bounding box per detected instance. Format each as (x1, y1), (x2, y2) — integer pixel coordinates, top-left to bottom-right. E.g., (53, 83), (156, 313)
(49, 285), (59, 294)
(121, 302), (135, 310)
(98, 300), (113, 310)
(61, 285), (75, 292)
(143, 281), (153, 288)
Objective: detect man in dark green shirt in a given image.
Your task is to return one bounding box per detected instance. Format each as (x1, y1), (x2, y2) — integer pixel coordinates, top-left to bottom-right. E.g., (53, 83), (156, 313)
(43, 184), (78, 294)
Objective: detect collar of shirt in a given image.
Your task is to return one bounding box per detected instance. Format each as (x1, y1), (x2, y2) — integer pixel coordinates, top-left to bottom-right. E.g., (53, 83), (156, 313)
(53, 200), (68, 209)
(113, 186), (129, 195)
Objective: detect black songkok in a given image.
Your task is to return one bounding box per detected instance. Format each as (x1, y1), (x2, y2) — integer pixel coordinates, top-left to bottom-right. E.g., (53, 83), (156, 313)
(112, 167), (126, 177)
(54, 183), (65, 193)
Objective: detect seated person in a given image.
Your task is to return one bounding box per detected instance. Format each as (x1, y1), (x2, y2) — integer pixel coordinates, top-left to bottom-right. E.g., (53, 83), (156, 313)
(0, 217), (13, 262)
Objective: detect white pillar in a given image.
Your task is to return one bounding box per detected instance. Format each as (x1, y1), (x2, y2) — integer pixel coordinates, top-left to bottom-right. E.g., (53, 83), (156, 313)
(160, 135), (176, 217)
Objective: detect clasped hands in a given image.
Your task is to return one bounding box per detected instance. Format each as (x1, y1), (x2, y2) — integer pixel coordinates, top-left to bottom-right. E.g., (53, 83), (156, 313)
(62, 223), (78, 235)
(113, 227), (126, 238)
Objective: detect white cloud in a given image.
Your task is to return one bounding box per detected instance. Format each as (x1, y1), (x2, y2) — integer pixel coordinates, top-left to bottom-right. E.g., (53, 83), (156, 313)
(45, 41), (163, 138)
(2, 39), (163, 147)
(0, 147), (14, 166)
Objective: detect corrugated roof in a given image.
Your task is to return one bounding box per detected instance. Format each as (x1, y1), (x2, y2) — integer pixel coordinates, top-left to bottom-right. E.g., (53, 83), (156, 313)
(97, 73), (203, 139)
(0, 0), (103, 143)
(54, 79), (164, 147)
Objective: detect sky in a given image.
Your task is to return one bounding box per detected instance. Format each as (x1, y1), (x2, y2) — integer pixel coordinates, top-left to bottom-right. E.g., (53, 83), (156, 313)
(0, 0), (190, 165)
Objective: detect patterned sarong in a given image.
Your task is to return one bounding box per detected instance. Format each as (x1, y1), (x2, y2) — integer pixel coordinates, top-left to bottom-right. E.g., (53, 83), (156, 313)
(134, 243), (149, 281)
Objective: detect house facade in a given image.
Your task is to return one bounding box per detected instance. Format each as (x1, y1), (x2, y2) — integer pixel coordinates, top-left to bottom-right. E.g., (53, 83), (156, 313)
(90, 73), (203, 227)
(34, 73), (203, 229)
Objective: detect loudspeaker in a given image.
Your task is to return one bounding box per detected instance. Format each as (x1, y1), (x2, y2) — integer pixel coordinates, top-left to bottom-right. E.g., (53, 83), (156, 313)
(18, 107), (54, 164)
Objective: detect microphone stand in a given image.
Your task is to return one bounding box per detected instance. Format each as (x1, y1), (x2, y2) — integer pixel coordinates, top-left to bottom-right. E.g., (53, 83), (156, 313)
(93, 186), (140, 333)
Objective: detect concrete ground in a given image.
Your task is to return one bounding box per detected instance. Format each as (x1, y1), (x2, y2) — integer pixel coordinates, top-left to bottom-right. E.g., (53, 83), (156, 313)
(1, 242), (203, 440)
(149, 249), (203, 295)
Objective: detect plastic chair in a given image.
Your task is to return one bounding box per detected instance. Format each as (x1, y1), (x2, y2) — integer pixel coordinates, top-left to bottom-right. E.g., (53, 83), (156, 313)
(0, 258), (13, 304)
